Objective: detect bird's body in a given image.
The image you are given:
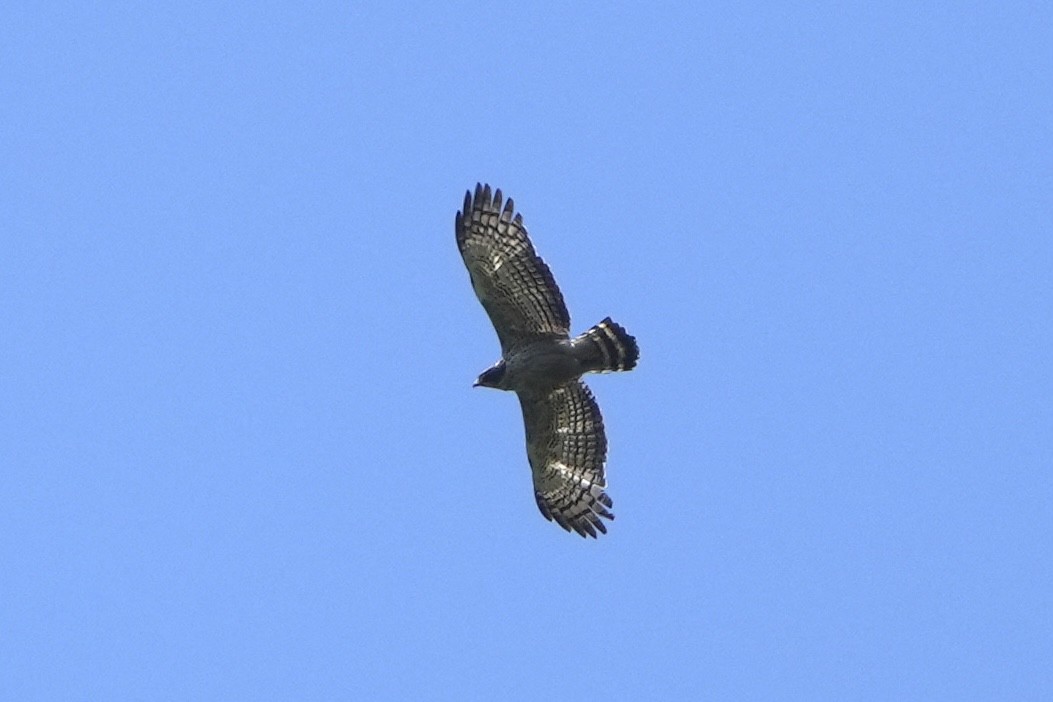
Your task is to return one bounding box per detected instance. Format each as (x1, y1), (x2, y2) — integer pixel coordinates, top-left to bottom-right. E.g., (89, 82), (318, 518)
(477, 336), (614, 392)
(456, 183), (639, 538)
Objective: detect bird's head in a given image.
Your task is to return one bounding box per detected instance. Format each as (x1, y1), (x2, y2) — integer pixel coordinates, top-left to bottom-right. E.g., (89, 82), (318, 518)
(473, 361), (506, 389)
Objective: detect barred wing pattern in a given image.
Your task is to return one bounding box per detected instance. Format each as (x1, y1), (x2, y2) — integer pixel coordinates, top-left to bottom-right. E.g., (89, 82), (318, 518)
(455, 184), (571, 353)
(520, 382), (614, 538)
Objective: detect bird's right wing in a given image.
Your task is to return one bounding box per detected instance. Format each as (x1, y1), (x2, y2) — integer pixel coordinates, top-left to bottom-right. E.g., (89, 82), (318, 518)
(456, 183), (571, 353)
(518, 381), (614, 538)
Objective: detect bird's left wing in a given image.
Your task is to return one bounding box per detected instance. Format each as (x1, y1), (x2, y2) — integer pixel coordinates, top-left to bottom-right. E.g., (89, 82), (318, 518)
(456, 183), (571, 353)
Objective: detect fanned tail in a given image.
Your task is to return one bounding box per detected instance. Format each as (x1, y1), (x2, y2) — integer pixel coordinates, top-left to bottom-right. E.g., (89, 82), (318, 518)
(572, 317), (639, 373)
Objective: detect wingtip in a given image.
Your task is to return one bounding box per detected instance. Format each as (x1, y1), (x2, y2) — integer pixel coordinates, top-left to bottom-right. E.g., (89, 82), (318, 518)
(466, 183), (508, 213)
(501, 193), (515, 222)
(463, 183), (524, 218)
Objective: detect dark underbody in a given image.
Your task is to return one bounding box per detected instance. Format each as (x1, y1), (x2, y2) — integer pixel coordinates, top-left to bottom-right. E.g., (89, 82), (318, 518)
(474, 339), (586, 393)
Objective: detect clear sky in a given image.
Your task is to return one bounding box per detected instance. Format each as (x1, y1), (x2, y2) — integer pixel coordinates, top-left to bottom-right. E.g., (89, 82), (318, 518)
(3, 2), (1051, 699)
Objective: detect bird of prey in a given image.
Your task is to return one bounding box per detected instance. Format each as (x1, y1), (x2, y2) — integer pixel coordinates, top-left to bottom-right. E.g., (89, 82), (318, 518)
(456, 183), (639, 538)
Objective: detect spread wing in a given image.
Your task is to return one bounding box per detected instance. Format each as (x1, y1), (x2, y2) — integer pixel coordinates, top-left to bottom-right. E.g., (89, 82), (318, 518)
(519, 381), (614, 538)
(456, 183), (571, 353)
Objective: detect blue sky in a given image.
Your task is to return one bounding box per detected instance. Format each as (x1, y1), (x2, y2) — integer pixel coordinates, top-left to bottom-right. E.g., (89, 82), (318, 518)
(3, 2), (1051, 699)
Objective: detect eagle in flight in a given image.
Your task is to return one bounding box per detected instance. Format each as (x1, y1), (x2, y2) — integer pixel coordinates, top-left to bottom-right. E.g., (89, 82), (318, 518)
(456, 183), (639, 538)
